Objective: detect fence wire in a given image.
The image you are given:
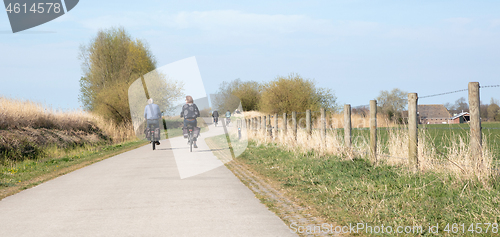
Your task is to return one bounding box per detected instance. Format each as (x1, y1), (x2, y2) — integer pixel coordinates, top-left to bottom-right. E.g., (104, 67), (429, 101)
(419, 84), (499, 99)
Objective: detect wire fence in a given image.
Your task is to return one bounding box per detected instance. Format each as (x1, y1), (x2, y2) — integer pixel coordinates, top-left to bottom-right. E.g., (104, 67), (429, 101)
(244, 83), (500, 174)
(419, 84), (499, 99)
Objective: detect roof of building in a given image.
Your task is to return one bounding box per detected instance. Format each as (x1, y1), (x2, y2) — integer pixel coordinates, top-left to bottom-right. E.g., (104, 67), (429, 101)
(418, 104), (451, 119)
(450, 112), (470, 120)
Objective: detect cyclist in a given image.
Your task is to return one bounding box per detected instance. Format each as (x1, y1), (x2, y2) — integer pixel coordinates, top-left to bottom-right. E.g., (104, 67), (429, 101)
(212, 110), (219, 126)
(225, 110), (231, 125)
(180, 95), (200, 148)
(144, 98), (161, 146)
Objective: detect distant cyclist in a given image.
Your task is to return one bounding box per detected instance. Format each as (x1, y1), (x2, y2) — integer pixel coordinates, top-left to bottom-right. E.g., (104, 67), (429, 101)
(225, 110), (231, 125)
(212, 110), (219, 126)
(180, 95), (200, 148)
(144, 98), (161, 146)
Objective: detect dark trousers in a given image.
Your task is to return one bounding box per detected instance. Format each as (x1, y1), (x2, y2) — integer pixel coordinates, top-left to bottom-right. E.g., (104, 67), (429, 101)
(183, 119), (197, 128)
(147, 119), (160, 129)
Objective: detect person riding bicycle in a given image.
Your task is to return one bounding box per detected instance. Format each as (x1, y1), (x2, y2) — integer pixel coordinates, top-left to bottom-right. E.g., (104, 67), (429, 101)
(225, 110), (231, 124)
(212, 110), (219, 125)
(144, 98), (161, 146)
(180, 95), (200, 148)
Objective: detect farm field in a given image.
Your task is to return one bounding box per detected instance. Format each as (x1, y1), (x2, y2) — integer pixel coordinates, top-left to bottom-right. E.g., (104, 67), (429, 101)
(327, 122), (500, 165)
(232, 140), (500, 236)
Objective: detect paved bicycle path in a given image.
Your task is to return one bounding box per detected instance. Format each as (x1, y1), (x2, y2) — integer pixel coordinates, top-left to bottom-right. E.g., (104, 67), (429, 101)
(0, 118), (296, 236)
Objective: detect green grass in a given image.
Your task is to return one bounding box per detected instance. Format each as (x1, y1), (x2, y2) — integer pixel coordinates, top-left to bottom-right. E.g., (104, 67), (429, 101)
(0, 139), (148, 199)
(236, 140), (500, 236)
(419, 122), (500, 161)
(326, 122), (500, 163)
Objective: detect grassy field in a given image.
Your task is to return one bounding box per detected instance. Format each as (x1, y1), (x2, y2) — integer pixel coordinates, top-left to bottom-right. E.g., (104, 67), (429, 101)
(320, 122), (500, 171)
(327, 122), (500, 154)
(233, 140), (500, 236)
(418, 122), (500, 161)
(238, 118), (500, 235)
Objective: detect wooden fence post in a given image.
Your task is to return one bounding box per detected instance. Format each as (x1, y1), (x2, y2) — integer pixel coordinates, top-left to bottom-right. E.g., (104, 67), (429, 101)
(259, 116), (262, 131)
(370, 100), (377, 163)
(274, 113), (278, 137)
(292, 111), (297, 140)
(306, 110), (312, 136)
(283, 113), (288, 135)
(320, 108), (326, 142)
(408, 93), (418, 172)
(344, 104), (351, 149)
(267, 114), (272, 138)
(261, 115), (267, 135)
(469, 82), (482, 172)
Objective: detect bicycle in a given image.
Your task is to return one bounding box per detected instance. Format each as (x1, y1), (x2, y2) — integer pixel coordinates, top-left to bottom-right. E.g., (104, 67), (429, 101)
(184, 124), (196, 152)
(213, 117), (218, 127)
(226, 117), (231, 126)
(146, 123), (160, 150)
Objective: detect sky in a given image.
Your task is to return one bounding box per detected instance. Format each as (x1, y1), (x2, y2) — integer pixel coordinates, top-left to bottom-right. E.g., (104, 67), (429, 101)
(1, 0), (500, 111)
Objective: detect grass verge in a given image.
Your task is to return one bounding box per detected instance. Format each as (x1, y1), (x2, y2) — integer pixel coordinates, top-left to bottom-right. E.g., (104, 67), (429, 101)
(233, 140), (500, 236)
(0, 139), (148, 200)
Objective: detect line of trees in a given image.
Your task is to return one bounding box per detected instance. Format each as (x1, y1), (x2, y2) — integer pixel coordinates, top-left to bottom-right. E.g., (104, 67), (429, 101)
(484, 99), (500, 121)
(445, 97), (500, 121)
(213, 74), (340, 114)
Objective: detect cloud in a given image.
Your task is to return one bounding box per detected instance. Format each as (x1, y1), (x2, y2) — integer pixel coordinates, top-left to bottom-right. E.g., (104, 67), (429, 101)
(74, 10), (500, 50)
(76, 10), (380, 39)
(163, 10), (330, 34)
(160, 10), (381, 37)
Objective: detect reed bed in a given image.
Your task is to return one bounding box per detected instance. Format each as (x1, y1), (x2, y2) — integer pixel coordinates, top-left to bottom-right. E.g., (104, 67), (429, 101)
(0, 96), (135, 142)
(0, 96), (136, 163)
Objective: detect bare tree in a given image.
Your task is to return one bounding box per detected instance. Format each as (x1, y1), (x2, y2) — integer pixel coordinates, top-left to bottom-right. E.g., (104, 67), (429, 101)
(213, 79), (261, 112)
(376, 88), (407, 121)
(454, 97), (469, 112)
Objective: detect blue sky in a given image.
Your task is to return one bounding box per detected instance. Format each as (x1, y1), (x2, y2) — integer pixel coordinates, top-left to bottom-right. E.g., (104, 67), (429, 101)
(1, 0), (500, 110)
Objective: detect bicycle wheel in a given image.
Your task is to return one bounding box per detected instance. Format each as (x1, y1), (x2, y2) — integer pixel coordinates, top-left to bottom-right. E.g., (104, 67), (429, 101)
(189, 134), (193, 152)
(152, 141), (156, 150)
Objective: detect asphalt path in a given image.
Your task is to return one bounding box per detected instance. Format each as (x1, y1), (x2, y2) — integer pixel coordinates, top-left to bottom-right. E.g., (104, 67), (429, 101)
(0, 118), (296, 236)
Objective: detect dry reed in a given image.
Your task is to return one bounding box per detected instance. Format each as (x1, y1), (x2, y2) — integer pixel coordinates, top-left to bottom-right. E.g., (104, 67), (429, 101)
(0, 96), (135, 143)
(244, 111), (495, 184)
